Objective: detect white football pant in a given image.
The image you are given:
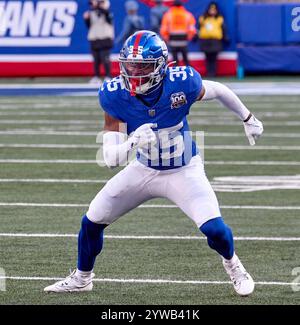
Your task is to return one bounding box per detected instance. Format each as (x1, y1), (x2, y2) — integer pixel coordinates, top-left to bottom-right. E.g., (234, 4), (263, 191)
(87, 155), (221, 228)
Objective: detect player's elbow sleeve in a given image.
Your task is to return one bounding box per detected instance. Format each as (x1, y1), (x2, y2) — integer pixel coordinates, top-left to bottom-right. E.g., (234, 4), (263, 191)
(202, 80), (250, 120)
(202, 80), (226, 101)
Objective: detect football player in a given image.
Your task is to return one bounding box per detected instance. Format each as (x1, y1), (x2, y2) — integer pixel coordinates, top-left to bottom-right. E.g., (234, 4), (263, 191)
(44, 31), (263, 296)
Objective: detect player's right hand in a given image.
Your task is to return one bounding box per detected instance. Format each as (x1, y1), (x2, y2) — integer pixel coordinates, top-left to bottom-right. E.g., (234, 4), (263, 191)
(130, 123), (157, 149)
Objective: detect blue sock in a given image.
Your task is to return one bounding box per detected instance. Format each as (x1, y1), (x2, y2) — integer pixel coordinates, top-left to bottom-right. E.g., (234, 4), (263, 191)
(77, 215), (107, 271)
(200, 217), (234, 260)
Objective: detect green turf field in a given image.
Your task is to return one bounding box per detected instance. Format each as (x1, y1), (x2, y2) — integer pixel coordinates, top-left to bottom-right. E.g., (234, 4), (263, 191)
(0, 94), (299, 305)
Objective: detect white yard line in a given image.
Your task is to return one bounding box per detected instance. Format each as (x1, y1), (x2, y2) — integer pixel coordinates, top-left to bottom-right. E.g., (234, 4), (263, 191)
(0, 105), (97, 111)
(189, 120), (300, 126)
(0, 178), (106, 183)
(0, 275), (294, 286)
(205, 132), (300, 138)
(1, 111), (300, 117)
(189, 111), (300, 117)
(1, 119), (300, 126)
(213, 176), (300, 183)
(0, 233), (299, 241)
(0, 103), (298, 110)
(1, 130), (300, 139)
(1, 143), (300, 150)
(204, 145), (300, 150)
(237, 98), (300, 103)
(2, 177), (300, 192)
(206, 161), (300, 166)
(0, 159), (299, 166)
(0, 159), (99, 164)
(0, 112), (100, 116)
(0, 202), (299, 210)
(0, 120), (100, 124)
(0, 143), (100, 149)
(0, 131), (98, 136)
(211, 175), (300, 192)
(0, 176), (299, 185)
(0, 202), (88, 207)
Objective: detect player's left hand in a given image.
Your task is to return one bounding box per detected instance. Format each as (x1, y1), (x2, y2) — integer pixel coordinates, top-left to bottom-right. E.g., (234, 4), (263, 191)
(243, 114), (264, 146)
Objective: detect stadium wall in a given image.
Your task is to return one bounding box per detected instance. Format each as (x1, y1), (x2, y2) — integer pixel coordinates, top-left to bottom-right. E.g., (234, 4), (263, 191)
(2, 0), (298, 77)
(237, 3), (300, 73)
(0, 0), (237, 77)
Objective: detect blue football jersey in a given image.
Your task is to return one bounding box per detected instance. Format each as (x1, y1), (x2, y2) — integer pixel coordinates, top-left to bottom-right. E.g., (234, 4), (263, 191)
(99, 66), (202, 170)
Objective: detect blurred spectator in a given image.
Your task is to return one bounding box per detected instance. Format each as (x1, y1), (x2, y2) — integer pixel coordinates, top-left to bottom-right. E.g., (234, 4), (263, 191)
(199, 2), (228, 77)
(115, 0), (145, 44)
(150, 0), (168, 34)
(160, 0), (196, 66)
(84, 0), (114, 84)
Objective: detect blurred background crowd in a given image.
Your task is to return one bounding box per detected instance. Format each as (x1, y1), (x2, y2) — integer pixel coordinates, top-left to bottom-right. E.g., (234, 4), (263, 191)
(0, 0), (299, 82)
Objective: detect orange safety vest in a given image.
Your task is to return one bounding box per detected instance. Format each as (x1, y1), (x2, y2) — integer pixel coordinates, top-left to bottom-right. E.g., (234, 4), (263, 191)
(160, 6), (196, 43)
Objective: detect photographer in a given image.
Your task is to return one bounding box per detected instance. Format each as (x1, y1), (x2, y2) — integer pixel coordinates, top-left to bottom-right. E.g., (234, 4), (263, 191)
(84, 0), (114, 84)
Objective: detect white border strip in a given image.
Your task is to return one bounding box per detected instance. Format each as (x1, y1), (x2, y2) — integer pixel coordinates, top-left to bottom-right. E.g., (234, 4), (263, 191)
(0, 54), (92, 62)
(0, 84), (98, 89)
(0, 52), (237, 62)
(0, 82), (299, 95)
(0, 37), (71, 47)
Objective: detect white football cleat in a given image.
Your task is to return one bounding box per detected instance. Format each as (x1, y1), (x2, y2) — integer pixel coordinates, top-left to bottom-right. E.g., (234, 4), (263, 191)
(223, 254), (255, 296)
(44, 270), (95, 293)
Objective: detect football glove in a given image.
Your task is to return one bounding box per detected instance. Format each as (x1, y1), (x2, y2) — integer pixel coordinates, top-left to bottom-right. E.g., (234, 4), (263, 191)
(130, 123), (157, 149)
(243, 114), (264, 146)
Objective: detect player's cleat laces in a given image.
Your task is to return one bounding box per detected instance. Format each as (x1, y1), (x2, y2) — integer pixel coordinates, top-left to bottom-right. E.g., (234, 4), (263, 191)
(44, 270), (94, 293)
(223, 255), (255, 296)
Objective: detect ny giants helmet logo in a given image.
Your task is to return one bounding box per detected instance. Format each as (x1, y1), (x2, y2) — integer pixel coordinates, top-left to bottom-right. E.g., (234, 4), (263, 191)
(128, 45), (144, 55)
(171, 92), (187, 109)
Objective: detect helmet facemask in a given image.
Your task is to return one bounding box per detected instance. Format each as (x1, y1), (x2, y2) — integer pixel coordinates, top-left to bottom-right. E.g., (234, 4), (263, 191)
(119, 57), (166, 96)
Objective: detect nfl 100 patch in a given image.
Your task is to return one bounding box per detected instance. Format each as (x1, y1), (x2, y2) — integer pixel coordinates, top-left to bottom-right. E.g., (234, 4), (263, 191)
(171, 92), (187, 109)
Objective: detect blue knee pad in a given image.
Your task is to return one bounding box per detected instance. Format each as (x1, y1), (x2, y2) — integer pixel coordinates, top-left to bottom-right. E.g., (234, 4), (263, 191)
(77, 215), (107, 271)
(200, 217), (234, 260)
